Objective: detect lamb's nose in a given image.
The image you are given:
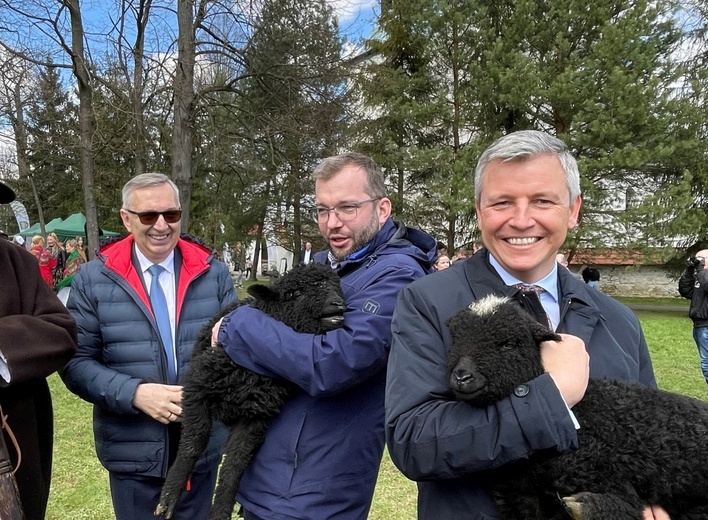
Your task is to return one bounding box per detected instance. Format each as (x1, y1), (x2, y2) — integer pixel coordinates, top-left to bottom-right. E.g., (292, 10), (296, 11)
(450, 358), (484, 393)
(452, 369), (474, 386)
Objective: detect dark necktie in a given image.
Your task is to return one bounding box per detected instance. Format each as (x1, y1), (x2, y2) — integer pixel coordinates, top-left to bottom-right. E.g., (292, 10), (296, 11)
(514, 283), (552, 329)
(148, 264), (176, 383)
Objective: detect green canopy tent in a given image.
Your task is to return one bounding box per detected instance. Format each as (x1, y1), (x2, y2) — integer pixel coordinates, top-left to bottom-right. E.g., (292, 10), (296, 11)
(50, 213), (120, 243)
(17, 217), (64, 238)
(16, 213), (120, 243)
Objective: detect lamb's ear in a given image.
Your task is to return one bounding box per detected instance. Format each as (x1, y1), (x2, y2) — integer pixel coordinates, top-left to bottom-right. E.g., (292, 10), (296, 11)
(247, 284), (278, 302)
(529, 320), (562, 345)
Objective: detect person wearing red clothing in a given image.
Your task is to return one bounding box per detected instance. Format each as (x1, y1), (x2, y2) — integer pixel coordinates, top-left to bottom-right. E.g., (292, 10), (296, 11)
(29, 235), (58, 289)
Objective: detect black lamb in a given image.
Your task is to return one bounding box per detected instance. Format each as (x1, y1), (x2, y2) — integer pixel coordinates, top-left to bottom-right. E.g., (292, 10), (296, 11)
(446, 294), (708, 520)
(155, 263), (345, 520)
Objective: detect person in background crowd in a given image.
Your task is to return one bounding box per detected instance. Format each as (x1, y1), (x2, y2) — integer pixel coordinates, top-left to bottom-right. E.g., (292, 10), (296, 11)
(75, 236), (88, 262)
(556, 252), (569, 269)
(47, 232), (67, 288)
(232, 241), (247, 288)
(678, 249), (708, 385)
(30, 235), (57, 289)
(385, 130), (668, 520)
(213, 152), (436, 520)
(299, 241), (316, 265)
(434, 254), (450, 271)
(581, 265), (601, 289)
(0, 179), (78, 520)
(56, 238), (84, 292)
(61, 173), (237, 520)
(450, 249), (471, 263)
(245, 256), (253, 279)
(472, 241), (484, 255)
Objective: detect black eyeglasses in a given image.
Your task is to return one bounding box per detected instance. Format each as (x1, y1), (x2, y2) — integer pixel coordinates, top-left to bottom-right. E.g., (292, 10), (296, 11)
(309, 198), (380, 223)
(124, 208), (182, 225)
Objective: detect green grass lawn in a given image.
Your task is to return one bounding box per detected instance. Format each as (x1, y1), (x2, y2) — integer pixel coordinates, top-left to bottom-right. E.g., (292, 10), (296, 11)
(46, 308), (705, 519)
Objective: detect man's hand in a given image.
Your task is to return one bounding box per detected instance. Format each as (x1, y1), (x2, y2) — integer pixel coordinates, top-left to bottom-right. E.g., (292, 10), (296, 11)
(686, 256), (705, 269)
(211, 317), (225, 347)
(643, 505), (670, 520)
(132, 383), (183, 424)
(540, 334), (589, 407)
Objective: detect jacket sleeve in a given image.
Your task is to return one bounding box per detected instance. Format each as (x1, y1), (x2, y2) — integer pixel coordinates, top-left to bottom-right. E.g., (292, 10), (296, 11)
(385, 282), (579, 481)
(0, 250), (77, 386)
(213, 259), (238, 308)
(678, 267), (696, 299)
(218, 261), (423, 396)
(698, 268), (708, 295)
(60, 267), (143, 414)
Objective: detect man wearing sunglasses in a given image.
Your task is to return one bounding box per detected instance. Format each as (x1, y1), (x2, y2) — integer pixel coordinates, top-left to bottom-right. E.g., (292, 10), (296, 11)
(61, 172), (237, 520)
(212, 152), (437, 520)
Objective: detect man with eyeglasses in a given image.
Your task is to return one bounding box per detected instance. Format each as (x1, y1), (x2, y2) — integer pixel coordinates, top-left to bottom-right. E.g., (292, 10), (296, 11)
(212, 152), (436, 519)
(61, 172), (237, 520)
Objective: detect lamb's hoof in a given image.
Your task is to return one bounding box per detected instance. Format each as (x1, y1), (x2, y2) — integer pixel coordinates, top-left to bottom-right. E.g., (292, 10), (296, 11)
(562, 492), (602, 520)
(154, 501), (173, 519)
(562, 496), (584, 520)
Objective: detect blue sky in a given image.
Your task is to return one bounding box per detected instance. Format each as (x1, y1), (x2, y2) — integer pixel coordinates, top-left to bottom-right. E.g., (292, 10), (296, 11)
(330, 0), (379, 42)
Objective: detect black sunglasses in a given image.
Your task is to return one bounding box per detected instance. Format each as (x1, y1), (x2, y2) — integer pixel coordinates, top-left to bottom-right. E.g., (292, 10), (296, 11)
(124, 208), (182, 225)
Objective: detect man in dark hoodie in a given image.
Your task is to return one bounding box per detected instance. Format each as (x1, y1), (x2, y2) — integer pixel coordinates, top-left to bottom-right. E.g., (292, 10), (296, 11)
(214, 152), (436, 520)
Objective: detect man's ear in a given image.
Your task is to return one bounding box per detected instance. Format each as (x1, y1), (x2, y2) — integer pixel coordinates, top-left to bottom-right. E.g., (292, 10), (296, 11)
(377, 197), (392, 224)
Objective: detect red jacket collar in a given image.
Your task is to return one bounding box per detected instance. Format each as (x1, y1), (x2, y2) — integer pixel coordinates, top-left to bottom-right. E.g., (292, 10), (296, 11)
(101, 235), (214, 321)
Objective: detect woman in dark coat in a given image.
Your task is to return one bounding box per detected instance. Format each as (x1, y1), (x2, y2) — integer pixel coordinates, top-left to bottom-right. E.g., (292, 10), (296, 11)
(0, 181), (77, 520)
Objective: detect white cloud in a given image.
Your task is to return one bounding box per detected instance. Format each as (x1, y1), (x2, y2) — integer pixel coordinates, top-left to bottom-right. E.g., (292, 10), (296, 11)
(328, 0), (377, 21)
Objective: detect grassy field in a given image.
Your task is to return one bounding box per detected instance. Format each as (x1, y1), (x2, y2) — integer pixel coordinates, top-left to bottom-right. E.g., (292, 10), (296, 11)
(46, 305), (705, 519)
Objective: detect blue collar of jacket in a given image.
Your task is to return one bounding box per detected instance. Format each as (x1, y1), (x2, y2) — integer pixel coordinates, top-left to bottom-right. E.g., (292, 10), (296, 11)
(318, 218), (436, 275)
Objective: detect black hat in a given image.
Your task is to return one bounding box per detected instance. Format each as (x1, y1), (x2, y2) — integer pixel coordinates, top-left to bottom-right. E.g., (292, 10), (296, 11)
(0, 181), (15, 204)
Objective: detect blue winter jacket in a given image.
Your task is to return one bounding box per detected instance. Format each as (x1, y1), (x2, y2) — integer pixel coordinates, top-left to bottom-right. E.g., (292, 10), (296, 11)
(61, 235), (237, 477)
(386, 250), (657, 519)
(219, 219), (436, 520)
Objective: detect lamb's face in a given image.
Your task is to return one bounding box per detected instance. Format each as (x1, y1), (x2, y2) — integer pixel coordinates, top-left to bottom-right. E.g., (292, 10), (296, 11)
(248, 264), (345, 334)
(446, 295), (559, 406)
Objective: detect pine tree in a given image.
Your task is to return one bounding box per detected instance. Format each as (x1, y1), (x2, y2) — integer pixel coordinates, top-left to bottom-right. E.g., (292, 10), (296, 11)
(25, 64), (81, 221)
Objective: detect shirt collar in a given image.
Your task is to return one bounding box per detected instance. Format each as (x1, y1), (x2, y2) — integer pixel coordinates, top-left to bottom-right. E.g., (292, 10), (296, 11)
(135, 244), (176, 276)
(488, 254), (559, 304)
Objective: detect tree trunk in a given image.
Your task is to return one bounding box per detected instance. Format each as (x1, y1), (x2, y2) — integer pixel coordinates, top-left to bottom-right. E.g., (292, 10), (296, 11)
(172, 0), (197, 232)
(66, 0), (99, 259)
(10, 77), (46, 238)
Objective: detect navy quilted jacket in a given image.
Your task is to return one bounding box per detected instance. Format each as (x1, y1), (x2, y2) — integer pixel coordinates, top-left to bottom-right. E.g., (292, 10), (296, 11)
(61, 234), (237, 477)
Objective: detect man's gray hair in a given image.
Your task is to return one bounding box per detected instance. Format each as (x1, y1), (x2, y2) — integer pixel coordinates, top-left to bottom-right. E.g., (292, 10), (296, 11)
(312, 152), (387, 199)
(474, 130), (581, 204)
(122, 173), (181, 209)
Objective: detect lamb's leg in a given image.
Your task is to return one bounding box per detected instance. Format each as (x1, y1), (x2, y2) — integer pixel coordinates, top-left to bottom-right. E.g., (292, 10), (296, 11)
(155, 401), (214, 519)
(562, 492), (644, 520)
(208, 419), (269, 520)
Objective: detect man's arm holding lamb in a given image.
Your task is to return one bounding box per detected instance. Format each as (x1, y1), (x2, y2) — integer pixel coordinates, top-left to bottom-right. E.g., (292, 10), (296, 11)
(214, 264), (421, 396)
(385, 283), (589, 481)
